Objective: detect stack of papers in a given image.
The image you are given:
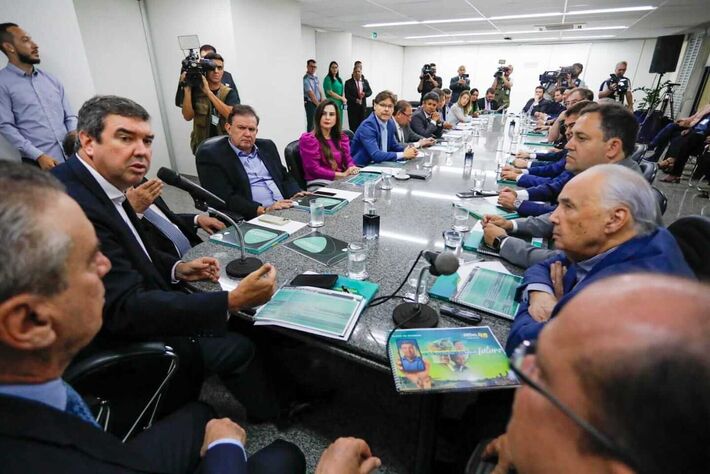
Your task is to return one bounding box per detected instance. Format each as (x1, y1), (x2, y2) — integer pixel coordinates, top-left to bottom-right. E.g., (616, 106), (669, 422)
(254, 286), (366, 341)
(249, 216), (306, 235)
(314, 187), (361, 202)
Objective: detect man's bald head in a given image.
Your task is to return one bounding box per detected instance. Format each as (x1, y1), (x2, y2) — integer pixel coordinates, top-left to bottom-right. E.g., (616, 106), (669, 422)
(545, 274), (710, 473)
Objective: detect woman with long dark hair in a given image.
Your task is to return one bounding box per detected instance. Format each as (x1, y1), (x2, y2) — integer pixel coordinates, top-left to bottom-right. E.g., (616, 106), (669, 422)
(322, 61), (347, 121)
(299, 100), (359, 186)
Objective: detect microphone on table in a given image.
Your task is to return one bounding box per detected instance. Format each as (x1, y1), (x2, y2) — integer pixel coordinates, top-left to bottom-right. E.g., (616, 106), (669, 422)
(157, 167), (262, 278)
(392, 251), (460, 329)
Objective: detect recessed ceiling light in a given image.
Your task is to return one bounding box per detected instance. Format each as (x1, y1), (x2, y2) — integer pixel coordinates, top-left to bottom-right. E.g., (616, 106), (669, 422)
(421, 17), (487, 25)
(406, 26), (626, 40)
(489, 13), (562, 20)
(566, 6), (656, 15)
(559, 35), (616, 40)
(362, 20), (419, 27)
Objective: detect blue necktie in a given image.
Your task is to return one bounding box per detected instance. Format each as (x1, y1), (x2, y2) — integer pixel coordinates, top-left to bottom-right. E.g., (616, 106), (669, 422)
(63, 381), (101, 428)
(143, 207), (192, 257)
(380, 123), (388, 151)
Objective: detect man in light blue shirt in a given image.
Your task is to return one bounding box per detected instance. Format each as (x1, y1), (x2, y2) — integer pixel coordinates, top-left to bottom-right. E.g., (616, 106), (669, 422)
(0, 23), (76, 169)
(303, 59), (323, 132)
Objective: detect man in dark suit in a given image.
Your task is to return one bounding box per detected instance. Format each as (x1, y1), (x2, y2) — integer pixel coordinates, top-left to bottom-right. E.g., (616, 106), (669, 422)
(196, 105), (307, 220)
(477, 88), (499, 113)
(52, 95), (281, 421)
(343, 65), (372, 132)
(392, 100), (435, 148)
(350, 90), (418, 166)
(0, 162), (305, 474)
(410, 91), (444, 139)
(126, 177), (225, 258)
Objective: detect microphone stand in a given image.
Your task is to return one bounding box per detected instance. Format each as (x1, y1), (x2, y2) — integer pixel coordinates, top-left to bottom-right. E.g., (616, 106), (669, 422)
(392, 264), (439, 329)
(192, 197), (263, 278)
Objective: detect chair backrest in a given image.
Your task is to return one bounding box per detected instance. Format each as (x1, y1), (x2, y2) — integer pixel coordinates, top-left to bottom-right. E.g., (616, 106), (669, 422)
(284, 140), (307, 190)
(342, 129), (354, 140)
(639, 159), (658, 184)
(630, 143), (647, 163)
(667, 215), (710, 281)
(652, 186), (667, 215)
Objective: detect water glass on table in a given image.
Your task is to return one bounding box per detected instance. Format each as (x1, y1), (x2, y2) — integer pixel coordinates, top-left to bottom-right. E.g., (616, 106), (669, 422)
(472, 169), (486, 192)
(443, 229), (463, 256)
(309, 200), (325, 228)
(347, 241), (368, 280)
(453, 205), (470, 232)
(363, 180), (377, 203)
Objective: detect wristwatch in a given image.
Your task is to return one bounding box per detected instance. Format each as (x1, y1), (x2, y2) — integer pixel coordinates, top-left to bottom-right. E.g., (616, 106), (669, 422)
(493, 235), (508, 251)
(513, 199), (522, 209)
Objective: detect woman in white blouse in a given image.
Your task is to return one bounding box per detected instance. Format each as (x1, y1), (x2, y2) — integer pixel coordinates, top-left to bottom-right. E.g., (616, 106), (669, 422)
(446, 90), (474, 126)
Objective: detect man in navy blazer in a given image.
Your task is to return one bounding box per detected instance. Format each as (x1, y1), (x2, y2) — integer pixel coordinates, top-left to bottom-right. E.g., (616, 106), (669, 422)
(351, 90), (417, 166)
(52, 96), (282, 421)
(410, 91), (445, 139)
(196, 105), (306, 220)
(0, 162), (305, 474)
(505, 165), (695, 354)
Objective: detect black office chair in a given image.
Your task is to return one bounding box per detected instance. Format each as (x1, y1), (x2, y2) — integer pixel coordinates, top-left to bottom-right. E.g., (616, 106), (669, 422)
(283, 140), (308, 190)
(667, 215), (710, 281)
(652, 186), (668, 215)
(639, 159), (658, 184)
(65, 342), (179, 442)
(629, 143), (647, 163)
(342, 129), (354, 140)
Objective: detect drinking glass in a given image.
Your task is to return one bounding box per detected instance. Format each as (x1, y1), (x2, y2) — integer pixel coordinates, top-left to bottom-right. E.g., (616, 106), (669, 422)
(443, 229), (463, 255)
(309, 200), (325, 228)
(472, 169), (486, 192)
(363, 180), (377, 203)
(453, 205), (470, 232)
(379, 172), (393, 190)
(347, 241), (368, 280)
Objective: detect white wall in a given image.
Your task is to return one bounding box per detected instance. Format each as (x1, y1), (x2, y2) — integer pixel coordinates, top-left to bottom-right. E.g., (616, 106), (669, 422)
(402, 39), (678, 111)
(143, 0), (237, 175)
(301, 25), (316, 62)
(352, 37), (404, 98)
(0, 0), (95, 161)
(73, 0), (171, 175)
(231, 0), (305, 157)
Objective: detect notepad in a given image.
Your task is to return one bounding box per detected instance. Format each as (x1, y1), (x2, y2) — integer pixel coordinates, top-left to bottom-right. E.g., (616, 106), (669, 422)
(210, 222), (289, 254)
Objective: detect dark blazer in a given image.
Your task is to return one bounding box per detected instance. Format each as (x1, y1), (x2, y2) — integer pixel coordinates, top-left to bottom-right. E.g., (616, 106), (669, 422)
(410, 108), (443, 139)
(449, 75), (470, 103)
(0, 395), (244, 474)
(52, 156), (228, 339)
(196, 137), (301, 220)
(477, 98), (499, 112)
(343, 77), (372, 107)
(522, 98), (551, 115)
(397, 123), (423, 144)
(135, 180), (202, 258)
(350, 112), (405, 166)
(506, 228), (695, 353)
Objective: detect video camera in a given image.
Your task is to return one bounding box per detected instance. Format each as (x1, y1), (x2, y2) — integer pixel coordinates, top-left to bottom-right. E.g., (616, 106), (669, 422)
(494, 66), (511, 79)
(422, 64), (434, 76)
(177, 34), (217, 89)
(539, 65), (577, 88)
(608, 73), (629, 94)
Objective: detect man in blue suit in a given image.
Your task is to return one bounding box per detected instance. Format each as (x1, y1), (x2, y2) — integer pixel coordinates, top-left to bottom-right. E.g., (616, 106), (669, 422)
(351, 90), (417, 166)
(505, 164), (695, 354)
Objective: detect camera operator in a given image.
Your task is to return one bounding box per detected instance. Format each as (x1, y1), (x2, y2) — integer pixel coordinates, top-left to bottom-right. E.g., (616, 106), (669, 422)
(599, 61), (633, 109)
(449, 65), (470, 104)
(417, 63), (442, 103)
(181, 52), (239, 154)
(174, 44), (238, 107)
(491, 64), (513, 109)
(542, 63), (584, 99)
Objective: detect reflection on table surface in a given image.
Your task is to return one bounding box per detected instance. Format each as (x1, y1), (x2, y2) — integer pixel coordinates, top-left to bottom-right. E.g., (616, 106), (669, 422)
(186, 114), (541, 368)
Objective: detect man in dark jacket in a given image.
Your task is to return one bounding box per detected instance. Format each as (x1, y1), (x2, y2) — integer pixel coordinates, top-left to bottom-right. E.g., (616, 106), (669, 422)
(343, 65), (372, 132)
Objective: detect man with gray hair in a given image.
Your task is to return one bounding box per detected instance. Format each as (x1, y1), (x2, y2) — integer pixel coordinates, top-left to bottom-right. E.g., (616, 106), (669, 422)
(505, 164), (695, 353)
(599, 61), (634, 109)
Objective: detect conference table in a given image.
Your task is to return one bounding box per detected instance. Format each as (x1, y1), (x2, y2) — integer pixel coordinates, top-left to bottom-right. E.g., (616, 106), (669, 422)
(185, 113), (534, 473)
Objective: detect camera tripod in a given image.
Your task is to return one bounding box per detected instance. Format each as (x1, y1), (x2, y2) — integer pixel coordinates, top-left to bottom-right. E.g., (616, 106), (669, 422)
(644, 76), (680, 122)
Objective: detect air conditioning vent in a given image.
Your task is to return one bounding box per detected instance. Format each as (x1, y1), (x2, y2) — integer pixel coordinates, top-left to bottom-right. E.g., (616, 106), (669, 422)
(535, 23), (585, 31)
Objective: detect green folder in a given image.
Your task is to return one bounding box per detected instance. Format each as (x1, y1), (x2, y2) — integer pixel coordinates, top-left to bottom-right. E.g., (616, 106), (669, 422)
(496, 178), (518, 186)
(292, 195), (348, 215)
(333, 276), (379, 304)
(523, 141), (554, 147)
(346, 172), (381, 186)
(524, 132), (545, 137)
(457, 201), (518, 220)
(209, 223), (289, 254)
(284, 232), (349, 266)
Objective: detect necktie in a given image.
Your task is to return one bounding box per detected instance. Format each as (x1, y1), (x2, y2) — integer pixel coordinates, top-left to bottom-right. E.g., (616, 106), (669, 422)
(380, 124), (388, 151)
(63, 381), (101, 428)
(143, 207), (192, 257)
(398, 126), (404, 144)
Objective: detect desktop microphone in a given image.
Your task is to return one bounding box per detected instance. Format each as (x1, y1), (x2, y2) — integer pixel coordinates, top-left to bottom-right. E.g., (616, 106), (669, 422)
(392, 251), (460, 329)
(157, 167), (263, 278)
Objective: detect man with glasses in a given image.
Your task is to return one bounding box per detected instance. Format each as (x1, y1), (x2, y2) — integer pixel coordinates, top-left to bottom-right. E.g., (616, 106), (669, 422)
(392, 100), (435, 148)
(482, 274), (708, 474)
(181, 52), (239, 154)
(504, 164), (694, 354)
(351, 90), (417, 166)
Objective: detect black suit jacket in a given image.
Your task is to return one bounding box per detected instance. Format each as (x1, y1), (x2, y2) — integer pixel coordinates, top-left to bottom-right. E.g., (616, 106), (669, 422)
(52, 156), (228, 339)
(196, 137), (302, 219)
(343, 77), (372, 107)
(136, 181), (203, 258)
(0, 395), (243, 474)
(410, 108), (443, 138)
(477, 98), (499, 112)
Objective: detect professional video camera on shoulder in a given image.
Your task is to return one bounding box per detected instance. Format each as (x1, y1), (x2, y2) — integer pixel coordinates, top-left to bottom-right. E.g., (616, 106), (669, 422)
(177, 34), (217, 88)
(494, 65), (511, 78)
(422, 64), (433, 76)
(539, 65), (577, 88)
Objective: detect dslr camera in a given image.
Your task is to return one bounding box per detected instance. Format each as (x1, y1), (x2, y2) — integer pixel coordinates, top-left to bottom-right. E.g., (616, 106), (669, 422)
(494, 66), (510, 78)
(181, 48), (218, 88)
(609, 73), (629, 94)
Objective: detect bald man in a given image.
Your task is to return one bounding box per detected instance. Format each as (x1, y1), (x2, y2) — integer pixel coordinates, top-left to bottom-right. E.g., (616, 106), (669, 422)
(484, 274), (710, 473)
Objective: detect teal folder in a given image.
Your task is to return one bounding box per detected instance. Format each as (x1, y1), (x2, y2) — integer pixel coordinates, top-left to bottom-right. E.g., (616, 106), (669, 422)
(333, 276), (379, 304)
(457, 201), (518, 220)
(523, 141), (554, 147)
(209, 223), (289, 254)
(292, 195), (348, 215)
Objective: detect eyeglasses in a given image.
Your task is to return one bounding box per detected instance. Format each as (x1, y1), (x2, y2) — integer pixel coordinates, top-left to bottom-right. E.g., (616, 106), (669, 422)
(376, 103), (394, 110)
(509, 340), (639, 470)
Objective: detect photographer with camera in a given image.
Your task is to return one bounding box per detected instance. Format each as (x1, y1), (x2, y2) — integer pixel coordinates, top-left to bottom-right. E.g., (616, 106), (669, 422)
(542, 63), (584, 99)
(491, 64), (513, 109)
(449, 65), (470, 104)
(417, 63), (442, 104)
(181, 52), (239, 154)
(599, 61), (633, 109)
(174, 44), (238, 107)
